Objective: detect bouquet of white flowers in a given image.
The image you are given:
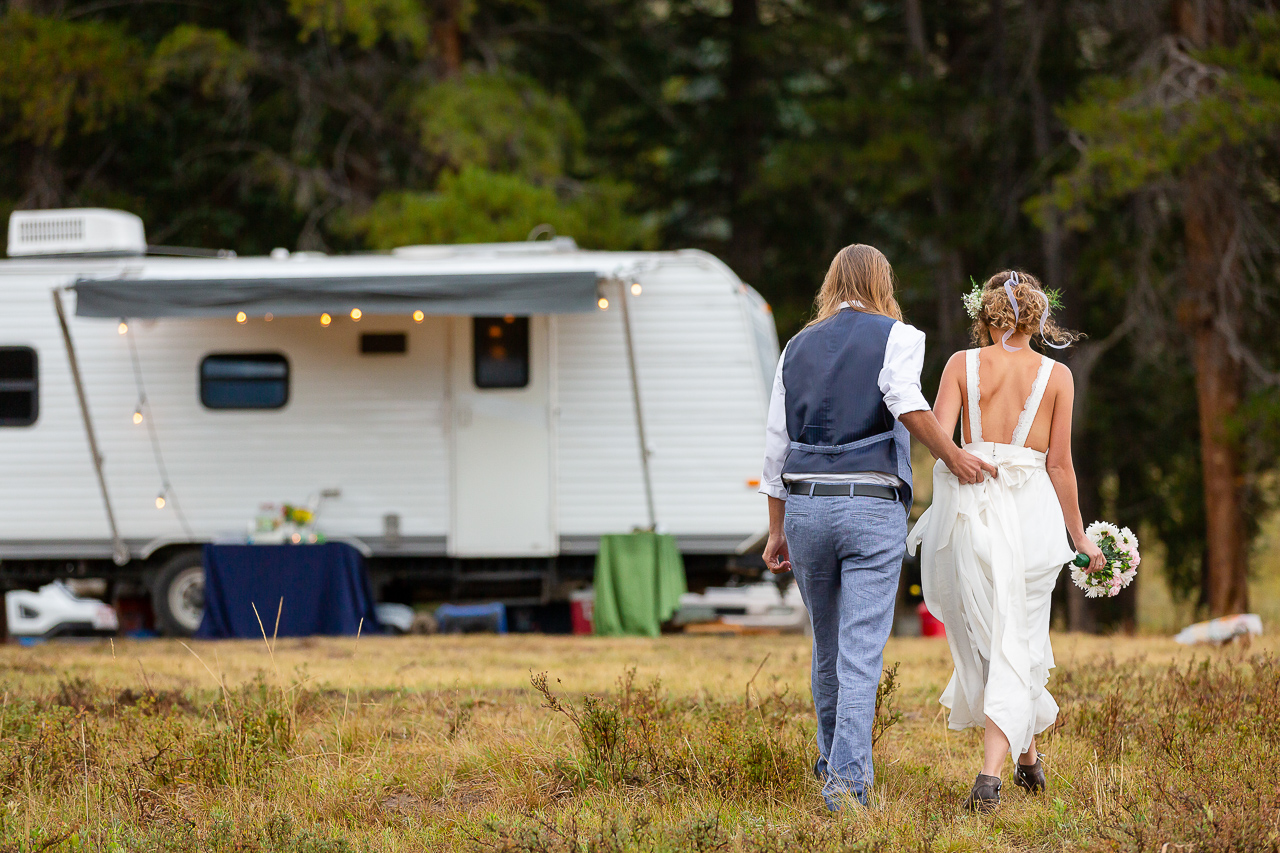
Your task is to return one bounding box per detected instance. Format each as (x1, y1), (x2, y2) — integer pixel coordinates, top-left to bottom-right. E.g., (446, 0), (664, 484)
(1071, 521), (1140, 598)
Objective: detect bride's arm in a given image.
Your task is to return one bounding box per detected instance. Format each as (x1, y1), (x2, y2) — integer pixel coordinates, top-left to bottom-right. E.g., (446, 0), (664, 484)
(933, 351), (966, 442)
(1045, 366), (1105, 572)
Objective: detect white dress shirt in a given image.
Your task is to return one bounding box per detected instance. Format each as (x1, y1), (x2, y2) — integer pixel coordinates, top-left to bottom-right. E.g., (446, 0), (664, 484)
(760, 304), (931, 500)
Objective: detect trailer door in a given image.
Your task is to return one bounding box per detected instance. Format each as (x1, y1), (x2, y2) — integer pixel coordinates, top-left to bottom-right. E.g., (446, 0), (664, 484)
(449, 315), (556, 556)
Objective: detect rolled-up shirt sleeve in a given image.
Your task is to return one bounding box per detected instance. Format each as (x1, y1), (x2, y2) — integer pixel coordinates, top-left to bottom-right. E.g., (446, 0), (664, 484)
(759, 345), (790, 500)
(880, 322), (931, 418)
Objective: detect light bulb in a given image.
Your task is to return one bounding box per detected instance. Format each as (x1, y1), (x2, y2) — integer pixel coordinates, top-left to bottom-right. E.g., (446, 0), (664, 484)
(597, 297), (609, 310)
(412, 310), (424, 323)
(132, 407), (143, 425)
(236, 311), (247, 324)
(155, 493), (166, 509)
(350, 308), (362, 321)
(320, 313), (332, 326)
(630, 283), (642, 296)
(117, 322), (128, 335)
(264, 312), (273, 322)
(291, 532), (301, 544)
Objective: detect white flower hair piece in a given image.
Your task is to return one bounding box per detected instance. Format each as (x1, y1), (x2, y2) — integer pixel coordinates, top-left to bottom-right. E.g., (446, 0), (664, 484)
(962, 277), (984, 320)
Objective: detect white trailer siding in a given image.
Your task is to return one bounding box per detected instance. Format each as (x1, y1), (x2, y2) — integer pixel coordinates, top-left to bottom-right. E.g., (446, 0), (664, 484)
(0, 282), (454, 551)
(0, 271), (110, 548)
(0, 248), (774, 559)
(101, 314), (453, 543)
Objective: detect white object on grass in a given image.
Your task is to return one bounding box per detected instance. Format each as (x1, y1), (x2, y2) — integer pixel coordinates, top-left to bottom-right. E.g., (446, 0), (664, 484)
(1173, 614), (1263, 645)
(676, 582), (808, 631)
(375, 602), (415, 634)
(6, 582), (119, 637)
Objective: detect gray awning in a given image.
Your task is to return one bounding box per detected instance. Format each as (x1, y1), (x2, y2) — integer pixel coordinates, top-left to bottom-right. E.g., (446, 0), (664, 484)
(72, 271), (601, 318)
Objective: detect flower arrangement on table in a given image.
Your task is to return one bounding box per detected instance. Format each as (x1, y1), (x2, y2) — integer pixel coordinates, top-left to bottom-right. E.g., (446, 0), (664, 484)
(249, 502), (326, 545)
(1071, 521), (1139, 598)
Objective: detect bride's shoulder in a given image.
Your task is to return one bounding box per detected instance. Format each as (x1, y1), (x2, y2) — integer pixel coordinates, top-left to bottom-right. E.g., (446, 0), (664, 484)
(939, 350), (970, 381)
(1046, 359), (1074, 392)
(943, 349), (972, 370)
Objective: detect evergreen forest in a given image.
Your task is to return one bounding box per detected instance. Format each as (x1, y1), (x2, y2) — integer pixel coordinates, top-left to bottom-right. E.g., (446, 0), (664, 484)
(3, 0), (1280, 628)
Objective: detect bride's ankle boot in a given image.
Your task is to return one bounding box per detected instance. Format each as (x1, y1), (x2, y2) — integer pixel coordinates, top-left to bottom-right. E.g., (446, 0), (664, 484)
(1014, 757), (1046, 793)
(964, 774), (1001, 812)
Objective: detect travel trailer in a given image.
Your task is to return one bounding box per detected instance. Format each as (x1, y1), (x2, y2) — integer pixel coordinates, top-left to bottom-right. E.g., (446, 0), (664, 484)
(0, 208), (778, 635)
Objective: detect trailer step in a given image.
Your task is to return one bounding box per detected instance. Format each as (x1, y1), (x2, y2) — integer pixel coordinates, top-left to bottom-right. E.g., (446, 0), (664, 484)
(453, 570), (547, 582)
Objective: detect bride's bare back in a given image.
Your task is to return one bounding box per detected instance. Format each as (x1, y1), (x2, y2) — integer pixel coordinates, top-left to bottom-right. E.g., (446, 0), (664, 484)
(933, 335), (1072, 454)
(967, 346), (1058, 450)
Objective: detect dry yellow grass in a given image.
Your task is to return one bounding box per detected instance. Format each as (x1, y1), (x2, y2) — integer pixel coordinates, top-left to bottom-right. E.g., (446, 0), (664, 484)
(0, 631), (1277, 851)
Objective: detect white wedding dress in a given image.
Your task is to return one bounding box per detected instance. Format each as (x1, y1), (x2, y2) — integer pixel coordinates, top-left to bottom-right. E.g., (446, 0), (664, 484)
(906, 349), (1075, 758)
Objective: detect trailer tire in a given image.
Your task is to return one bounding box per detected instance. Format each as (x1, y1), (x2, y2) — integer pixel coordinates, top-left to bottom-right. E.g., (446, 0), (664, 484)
(151, 550), (205, 637)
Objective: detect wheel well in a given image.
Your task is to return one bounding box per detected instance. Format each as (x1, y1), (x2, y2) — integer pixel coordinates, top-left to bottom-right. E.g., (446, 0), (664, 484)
(140, 545), (203, 589)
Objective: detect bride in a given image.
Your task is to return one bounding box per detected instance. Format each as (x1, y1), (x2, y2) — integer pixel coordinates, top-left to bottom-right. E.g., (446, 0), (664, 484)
(907, 270), (1105, 811)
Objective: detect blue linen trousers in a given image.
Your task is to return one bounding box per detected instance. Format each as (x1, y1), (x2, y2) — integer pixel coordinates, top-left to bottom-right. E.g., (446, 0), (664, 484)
(784, 492), (906, 809)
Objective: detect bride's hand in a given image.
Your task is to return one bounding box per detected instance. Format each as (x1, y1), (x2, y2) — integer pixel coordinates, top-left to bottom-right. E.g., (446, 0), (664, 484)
(1075, 538), (1105, 573)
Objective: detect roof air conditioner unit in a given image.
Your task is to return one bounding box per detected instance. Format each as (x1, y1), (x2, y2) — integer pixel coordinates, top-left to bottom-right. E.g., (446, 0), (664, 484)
(7, 208), (146, 258)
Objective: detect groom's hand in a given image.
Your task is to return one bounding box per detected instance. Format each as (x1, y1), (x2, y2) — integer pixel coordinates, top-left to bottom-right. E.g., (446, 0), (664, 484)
(898, 411), (997, 485)
(764, 533), (791, 574)
(946, 449), (998, 486)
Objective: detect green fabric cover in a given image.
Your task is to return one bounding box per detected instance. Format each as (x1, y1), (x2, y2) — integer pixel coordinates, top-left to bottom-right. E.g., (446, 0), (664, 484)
(592, 532), (687, 637)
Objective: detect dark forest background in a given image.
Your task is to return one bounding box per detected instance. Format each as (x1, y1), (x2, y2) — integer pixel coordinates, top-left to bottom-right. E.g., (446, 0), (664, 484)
(3, 0), (1280, 628)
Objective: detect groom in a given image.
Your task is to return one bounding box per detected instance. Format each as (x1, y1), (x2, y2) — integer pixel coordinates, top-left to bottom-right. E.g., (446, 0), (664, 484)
(760, 244), (995, 810)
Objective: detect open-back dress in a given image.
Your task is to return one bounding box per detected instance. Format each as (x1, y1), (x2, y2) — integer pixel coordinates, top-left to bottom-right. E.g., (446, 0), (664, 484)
(906, 349), (1076, 757)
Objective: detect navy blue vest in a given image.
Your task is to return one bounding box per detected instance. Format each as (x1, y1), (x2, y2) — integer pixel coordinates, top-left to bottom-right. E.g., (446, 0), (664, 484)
(781, 308), (914, 509)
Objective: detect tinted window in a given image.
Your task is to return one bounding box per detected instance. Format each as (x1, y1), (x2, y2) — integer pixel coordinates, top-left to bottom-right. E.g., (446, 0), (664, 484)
(0, 346), (38, 427)
(360, 333), (407, 355)
(473, 316), (529, 389)
(200, 353), (289, 409)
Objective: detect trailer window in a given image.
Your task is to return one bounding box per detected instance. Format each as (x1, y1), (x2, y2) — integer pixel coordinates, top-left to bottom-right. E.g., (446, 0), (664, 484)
(200, 353), (289, 409)
(0, 347), (38, 427)
(473, 316), (529, 389)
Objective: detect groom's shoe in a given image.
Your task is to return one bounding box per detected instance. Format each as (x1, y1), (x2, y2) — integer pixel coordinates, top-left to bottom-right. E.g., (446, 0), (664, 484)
(964, 774), (1001, 813)
(1013, 757), (1046, 794)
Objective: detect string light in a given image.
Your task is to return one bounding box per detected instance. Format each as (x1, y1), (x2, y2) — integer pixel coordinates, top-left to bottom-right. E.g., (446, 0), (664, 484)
(236, 311), (247, 324)
(597, 297), (609, 310)
(320, 313), (332, 327)
(132, 404), (143, 425)
(117, 322), (128, 335)
(155, 492), (166, 510)
(630, 282), (642, 296)
(350, 308), (362, 321)
(412, 310), (424, 323)
(264, 313), (274, 322)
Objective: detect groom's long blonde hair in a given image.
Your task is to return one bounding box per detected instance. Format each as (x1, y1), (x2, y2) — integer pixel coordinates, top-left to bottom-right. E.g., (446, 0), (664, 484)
(807, 244), (904, 327)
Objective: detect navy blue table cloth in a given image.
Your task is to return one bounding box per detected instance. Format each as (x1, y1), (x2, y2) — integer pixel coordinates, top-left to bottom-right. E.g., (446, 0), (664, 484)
(196, 543), (381, 639)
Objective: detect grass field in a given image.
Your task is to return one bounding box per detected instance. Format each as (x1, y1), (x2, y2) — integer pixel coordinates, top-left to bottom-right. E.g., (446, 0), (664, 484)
(0, 631), (1277, 852)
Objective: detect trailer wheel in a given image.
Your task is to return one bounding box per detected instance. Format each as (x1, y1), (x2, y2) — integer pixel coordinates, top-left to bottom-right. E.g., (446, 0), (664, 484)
(151, 551), (205, 636)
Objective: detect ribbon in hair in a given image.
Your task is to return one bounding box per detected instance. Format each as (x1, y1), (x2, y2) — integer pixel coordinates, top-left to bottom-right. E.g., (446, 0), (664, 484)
(1000, 273), (1021, 352)
(1001, 271), (1070, 351)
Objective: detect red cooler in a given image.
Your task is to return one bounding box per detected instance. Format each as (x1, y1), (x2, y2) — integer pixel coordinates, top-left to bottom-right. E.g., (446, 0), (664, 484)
(917, 602), (946, 637)
(569, 589), (595, 635)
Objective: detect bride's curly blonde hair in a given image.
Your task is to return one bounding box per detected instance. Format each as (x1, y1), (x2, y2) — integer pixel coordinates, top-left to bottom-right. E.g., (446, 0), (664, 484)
(970, 270), (1082, 348)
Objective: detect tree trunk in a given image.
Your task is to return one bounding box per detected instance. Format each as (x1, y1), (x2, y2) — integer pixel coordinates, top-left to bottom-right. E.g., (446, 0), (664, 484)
(18, 144), (64, 209)
(435, 0), (463, 78)
(902, 0), (964, 353)
(726, 0), (764, 284)
(1026, 0), (1064, 293)
(1183, 165), (1248, 615)
(1175, 0), (1248, 617)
